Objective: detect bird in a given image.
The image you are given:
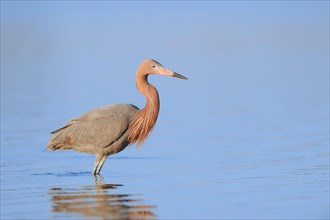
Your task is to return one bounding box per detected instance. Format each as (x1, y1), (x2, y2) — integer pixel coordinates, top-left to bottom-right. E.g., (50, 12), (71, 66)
(47, 59), (187, 175)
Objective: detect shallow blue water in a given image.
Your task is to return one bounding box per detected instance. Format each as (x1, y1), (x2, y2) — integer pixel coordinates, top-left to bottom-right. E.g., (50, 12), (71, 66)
(1, 1), (329, 219)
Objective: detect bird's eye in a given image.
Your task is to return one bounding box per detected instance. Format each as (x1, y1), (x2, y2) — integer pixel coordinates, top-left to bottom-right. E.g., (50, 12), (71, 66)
(152, 65), (156, 69)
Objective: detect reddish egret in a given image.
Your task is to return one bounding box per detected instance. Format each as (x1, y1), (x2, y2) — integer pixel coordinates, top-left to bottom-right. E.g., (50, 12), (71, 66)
(47, 59), (187, 175)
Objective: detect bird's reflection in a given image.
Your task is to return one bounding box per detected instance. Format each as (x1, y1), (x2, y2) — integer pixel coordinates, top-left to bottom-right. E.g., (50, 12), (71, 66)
(48, 176), (156, 219)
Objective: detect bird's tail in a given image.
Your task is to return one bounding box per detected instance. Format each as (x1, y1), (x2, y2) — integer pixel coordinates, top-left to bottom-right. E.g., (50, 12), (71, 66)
(47, 134), (63, 151)
(47, 141), (62, 151)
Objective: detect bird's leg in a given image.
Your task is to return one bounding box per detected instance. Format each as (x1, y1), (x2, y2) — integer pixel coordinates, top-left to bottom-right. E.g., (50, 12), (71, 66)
(95, 155), (108, 174)
(92, 154), (108, 175)
(92, 154), (103, 175)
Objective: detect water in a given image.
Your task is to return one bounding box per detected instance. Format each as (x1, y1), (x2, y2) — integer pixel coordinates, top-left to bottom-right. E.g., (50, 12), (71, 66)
(1, 1), (329, 219)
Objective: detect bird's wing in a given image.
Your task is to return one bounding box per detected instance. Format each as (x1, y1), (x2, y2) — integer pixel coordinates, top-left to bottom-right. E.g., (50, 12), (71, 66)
(50, 111), (105, 135)
(64, 113), (130, 148)
(48, 105), (136, 149)
(50, 120), (76, 134)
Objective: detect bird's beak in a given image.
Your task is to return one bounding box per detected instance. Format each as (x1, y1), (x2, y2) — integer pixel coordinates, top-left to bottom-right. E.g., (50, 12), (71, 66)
(159, 67), (188, 80)
(172, 72), (188, 80)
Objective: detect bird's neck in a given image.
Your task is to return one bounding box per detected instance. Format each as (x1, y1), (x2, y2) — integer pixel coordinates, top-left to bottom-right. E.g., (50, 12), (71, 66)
(128, 72), (160, 145)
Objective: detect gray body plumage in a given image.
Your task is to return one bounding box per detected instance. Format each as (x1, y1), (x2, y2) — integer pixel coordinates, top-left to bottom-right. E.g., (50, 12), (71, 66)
(48, 104), (139, 160)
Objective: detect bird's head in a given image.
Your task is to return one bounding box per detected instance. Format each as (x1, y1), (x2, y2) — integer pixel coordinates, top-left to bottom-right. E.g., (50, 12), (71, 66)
(140, 59), (188, 80)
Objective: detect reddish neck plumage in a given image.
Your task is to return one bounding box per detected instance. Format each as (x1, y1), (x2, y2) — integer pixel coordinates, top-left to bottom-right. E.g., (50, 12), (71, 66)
(128, 70), (160, 145)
